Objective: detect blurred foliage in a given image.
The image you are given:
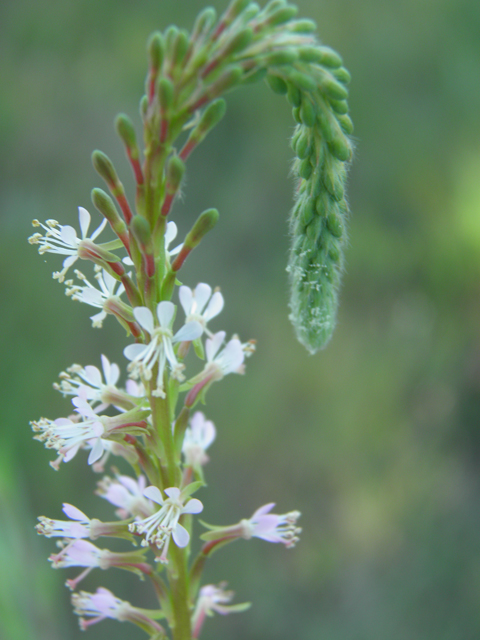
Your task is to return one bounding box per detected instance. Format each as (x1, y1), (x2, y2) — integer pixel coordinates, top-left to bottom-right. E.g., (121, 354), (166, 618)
(1, 0), (480, 639)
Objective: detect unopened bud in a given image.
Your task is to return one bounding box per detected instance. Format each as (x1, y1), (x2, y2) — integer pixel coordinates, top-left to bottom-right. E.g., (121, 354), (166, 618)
(328, 98), (348, 115)
(227, 0), (251, 19)
(170, 29), (189, 69)
(266, 5), (298, 26)
(211, 66), (243, 96)
(266, 74), (288, 94)
(161, 156), (186, 216)
(191, 7), (217, 42)
(115, 114), (138, 156)
(263, 49), (298, 66)
(194, 99), (226, 141)
(171, 208), (219, 271)
(158, 77), (174, 114)
(288, 19), (317, 32)
(286, 82), (301, 107)
(130, 215), (152, 252)
(166, 156), (185, 192)
(333, 67), (351, 85)
(148, 32), (164, 72)
(91, 189), (129, 248)
(300, 98), (316, 127)
(287, 70), (316, 92)
(92, 150), (118, 188)
(222, 27), (253, 57)
(318, 69), (348, 100)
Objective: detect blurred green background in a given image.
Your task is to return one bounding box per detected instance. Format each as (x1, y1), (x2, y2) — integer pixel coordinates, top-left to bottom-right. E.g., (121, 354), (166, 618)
(2, 0), (480, 638)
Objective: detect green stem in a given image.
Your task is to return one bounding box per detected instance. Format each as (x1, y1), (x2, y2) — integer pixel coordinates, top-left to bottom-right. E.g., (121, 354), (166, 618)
(169, 544), (193, 640)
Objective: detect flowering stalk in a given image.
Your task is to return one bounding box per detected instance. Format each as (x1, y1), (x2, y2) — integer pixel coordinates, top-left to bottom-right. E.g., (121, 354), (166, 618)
(30, 1), (352, 638)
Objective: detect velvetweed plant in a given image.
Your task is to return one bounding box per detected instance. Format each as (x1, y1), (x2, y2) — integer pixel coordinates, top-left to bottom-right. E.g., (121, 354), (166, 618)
(29, 1), (352, 638)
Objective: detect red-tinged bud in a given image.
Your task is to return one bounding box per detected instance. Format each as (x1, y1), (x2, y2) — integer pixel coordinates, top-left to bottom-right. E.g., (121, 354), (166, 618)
(77, 238), (121, 267)
(91, 188), (130, 252)
(92, 151), (133, 223)
(180, 100), (226, 161)
(161, 156), (186, 216)
(171, 208), (219, 271)
(147, 32), (164, 103)
(115, 114), (144, 185)
(185, 374), (213, 408)
(130, 215), (155, 277)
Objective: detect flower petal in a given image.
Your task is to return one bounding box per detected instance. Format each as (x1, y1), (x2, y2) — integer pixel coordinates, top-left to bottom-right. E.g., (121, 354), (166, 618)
(143, 486), (164, 505)
(164, 487), (181, 500)
(88, 438), (105, 465)
(174, 321), (203, 343)
(172, 523), (190, 548)
(60, 225), (78, 247)
(134, 307), (154, 334)
(193, 283), (212, 314)
(182, 498), (203, 515)
(63, 503), (88, 521)
(78, 207), (91, 239)
(124, 343), (147, 361)
(206, 331), (225, 362)
(157, 301), (175, 328)
(178, 286), (193, 315)
(204, 291), (224, 321)
(84, 365), (102, 388)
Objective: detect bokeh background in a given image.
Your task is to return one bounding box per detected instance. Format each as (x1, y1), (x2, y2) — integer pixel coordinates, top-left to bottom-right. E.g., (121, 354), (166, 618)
(2, 0), (480, 638)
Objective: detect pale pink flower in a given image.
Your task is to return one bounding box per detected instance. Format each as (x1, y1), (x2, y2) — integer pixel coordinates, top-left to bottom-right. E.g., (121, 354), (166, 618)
(72, 587), (165, 633)
(96, 474), (154, 519)
(36, 503), (91, 539)
(192, 583), (250, 639)
(54, 355), (120, 410)
(241, 503), (301, 547)
(182, 411), (216, 468)
(129, 486), (203, 564)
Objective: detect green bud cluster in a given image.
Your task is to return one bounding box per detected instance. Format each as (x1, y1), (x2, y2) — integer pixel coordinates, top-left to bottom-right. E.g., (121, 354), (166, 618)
(266, 46), (353, 352)
(100, 0), (353, 353)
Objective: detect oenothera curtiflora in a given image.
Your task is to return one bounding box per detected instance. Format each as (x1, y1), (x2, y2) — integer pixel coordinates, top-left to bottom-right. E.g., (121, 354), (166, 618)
(29, 1), (352, 637)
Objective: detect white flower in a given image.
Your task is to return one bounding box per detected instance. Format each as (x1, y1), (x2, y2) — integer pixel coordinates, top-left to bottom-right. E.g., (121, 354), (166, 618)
(54, 355), (120, 409)
(179, 283), (224, 336)
(240, 503), (301, 548)
(182, 411), (216, 468)
(96, 474), (154, 519)
(128, 486), (203, 564)
(32, 397), (146, 469)
(124, 301), (202, 398)
(205, 331), (245, 378)
(65, 268), (125, 327)
(29, 207), (107, 282)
